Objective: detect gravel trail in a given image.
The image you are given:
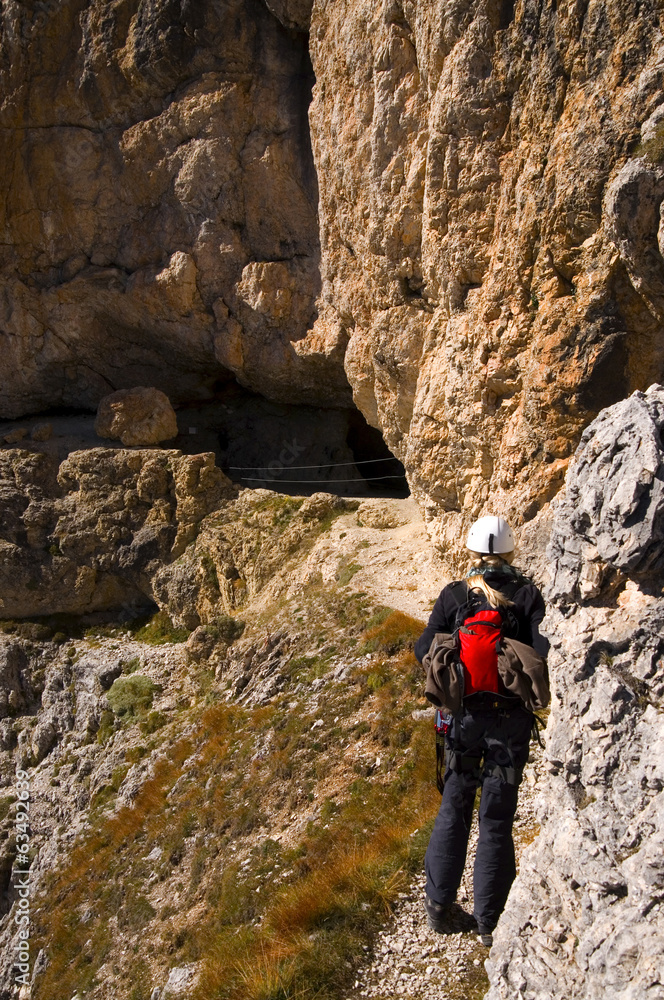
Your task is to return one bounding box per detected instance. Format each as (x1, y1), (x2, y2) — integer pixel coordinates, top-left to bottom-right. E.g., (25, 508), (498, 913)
(346, 740), (545, 999)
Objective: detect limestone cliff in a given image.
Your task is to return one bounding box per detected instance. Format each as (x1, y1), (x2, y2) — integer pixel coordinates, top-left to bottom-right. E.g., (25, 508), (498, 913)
(0, 0), (342, 413)
(3, 0), (664, 551)
(309, 0), (664, 556)
(486, 386), (664, 999)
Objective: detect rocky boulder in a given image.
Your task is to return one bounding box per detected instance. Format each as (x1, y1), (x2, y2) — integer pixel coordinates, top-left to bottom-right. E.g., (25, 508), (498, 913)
(486, 388), (664, 1000)
(547, 384), (664, 600)
(94, 387), (178, 446)
(0, 448), (232, 618)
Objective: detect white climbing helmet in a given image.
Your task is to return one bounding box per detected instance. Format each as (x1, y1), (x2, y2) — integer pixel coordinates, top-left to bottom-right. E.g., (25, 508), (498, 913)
(465, 515), (515, 555)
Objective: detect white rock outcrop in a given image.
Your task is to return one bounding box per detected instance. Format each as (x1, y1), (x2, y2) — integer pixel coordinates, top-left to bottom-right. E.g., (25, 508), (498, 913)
(486, 387), (664, 1000)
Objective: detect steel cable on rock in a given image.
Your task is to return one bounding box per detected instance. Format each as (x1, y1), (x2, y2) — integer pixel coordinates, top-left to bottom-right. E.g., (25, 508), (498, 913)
(228, 458), (401, 471)
(236, 474), (405, 483)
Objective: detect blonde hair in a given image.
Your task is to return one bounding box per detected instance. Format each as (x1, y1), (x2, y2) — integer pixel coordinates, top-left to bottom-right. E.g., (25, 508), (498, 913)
(466, 551), (515, 609)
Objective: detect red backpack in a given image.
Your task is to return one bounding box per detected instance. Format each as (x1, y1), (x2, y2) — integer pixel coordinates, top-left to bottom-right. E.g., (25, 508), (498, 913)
(458, 608), (503, 695)
(450, 582), (520, 697)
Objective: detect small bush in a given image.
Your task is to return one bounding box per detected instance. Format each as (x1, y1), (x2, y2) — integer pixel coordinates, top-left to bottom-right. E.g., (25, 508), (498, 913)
(360, 609), (424, 655)
(107, 676), (157, 717)
(133, 611), (190, 645)
(201, 553), (220, 592)
(91, 765), (130, 809)
(119, 894), (156, 931)
(635, 121), (664, 164)
(121, 657), (141, 674)
(366, 670), (387, 691)
(125, 745), (148, 764)
(205, 614), (246, 645)
(97, 710), (116, 744)
(140, 711), (166, 735)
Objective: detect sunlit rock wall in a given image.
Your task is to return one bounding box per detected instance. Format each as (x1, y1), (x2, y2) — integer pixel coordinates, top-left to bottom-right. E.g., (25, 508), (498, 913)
(3, 0), (664, 551)
(309, 0), (664, 559)
(0, 0), (346, 413)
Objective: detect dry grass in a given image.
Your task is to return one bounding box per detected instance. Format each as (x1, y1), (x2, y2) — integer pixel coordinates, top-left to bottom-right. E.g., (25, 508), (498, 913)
(360, 609), (424, 655)
(31, 587), (438, 1000)
(31, 705), (240, 999)
(233, 949), (303, 1000)
(191, 720), (437, 1000)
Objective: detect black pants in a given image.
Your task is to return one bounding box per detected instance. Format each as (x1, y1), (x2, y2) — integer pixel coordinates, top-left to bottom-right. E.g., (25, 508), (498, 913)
(425, 701), (532, 932)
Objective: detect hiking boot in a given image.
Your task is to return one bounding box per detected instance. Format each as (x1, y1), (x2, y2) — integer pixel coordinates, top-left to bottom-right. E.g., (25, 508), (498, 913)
(424, 894), (450, 933)
(477, 926), (493, 947)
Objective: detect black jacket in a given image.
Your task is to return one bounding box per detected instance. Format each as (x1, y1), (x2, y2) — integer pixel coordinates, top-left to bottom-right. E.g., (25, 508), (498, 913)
(414, 570), (550, 664)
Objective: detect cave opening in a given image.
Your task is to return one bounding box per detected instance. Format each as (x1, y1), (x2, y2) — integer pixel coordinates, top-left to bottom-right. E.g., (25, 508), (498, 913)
(0, 383), (408, 498)
(174, 383), (409, 499)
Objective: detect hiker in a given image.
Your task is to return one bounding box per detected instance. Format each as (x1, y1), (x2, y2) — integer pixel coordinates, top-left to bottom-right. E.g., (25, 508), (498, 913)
(414, 515), (549, 947)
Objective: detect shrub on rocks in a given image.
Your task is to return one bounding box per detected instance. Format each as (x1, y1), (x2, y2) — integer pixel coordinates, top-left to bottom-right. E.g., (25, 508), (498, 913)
(106, 675), (157, 716)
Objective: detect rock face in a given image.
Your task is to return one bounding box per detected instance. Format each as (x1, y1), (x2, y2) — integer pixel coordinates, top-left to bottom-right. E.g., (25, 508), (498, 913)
(152, 489), (360, 627)
(95, 386), (179, 446)
(0, 448), (231, 618)
(0, 0), (345, 415)
(309, 0), (664, 555)
(4, 1), (664, 544)
(0, 642), (26, 718)
(486, 389), (664, 1000)
(0, 447), (368, 626)
(548, 384), (664, 600)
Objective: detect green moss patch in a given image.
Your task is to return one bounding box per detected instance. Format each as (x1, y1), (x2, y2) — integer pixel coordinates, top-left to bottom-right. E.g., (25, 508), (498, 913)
(635, 121), (664, 164)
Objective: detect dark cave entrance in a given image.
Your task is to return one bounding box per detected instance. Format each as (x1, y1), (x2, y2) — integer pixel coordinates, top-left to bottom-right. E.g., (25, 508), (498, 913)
(0, 383), (409, 499)
(174, 384), (409, 499)
(344, 409), (409, 498)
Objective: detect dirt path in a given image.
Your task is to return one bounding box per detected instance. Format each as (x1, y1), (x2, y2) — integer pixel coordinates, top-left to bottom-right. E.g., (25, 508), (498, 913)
(291, 496), (448, 623)
(343, 741), (545, 1000)
(290, 495), (546, 999)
